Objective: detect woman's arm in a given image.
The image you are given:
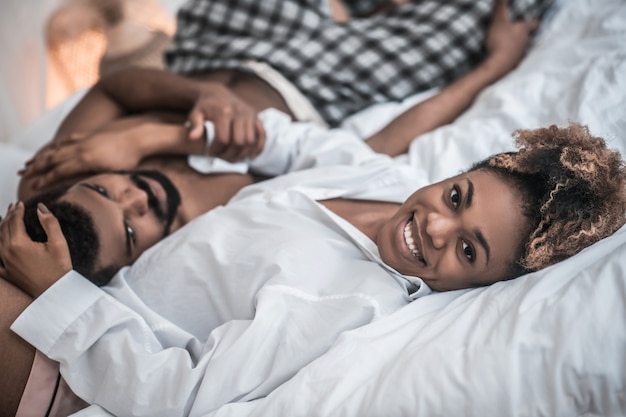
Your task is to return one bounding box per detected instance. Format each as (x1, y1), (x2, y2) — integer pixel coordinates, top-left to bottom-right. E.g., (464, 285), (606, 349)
(2, 203), (378, 416)
(365, 0), (540, 156)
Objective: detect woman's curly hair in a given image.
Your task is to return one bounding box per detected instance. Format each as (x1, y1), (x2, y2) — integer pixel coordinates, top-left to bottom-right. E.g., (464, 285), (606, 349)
(472, 122), (626, 274)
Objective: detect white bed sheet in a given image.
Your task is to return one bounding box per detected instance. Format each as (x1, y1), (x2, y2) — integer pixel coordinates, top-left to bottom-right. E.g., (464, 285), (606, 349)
(228, 1), (625, 415)
(2, 0), (626, 415)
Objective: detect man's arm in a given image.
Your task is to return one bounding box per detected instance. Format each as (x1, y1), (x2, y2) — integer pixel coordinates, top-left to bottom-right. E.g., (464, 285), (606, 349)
(18, 113), (207, 201)
(91, 68), (266, 158)
(365, 0), (540, 156)
(18, 69), (264, 200)
(52, 69), (238, 142)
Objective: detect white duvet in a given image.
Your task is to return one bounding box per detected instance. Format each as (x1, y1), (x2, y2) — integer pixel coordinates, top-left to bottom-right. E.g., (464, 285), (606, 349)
(1, 0), (626, 415)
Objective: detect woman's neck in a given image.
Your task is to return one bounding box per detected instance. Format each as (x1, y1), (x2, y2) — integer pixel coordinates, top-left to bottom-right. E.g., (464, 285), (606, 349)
(319, 198), (400, 241)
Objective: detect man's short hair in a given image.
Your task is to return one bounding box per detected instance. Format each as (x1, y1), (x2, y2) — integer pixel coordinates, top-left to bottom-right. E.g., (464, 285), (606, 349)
(23, 185), (118, 286)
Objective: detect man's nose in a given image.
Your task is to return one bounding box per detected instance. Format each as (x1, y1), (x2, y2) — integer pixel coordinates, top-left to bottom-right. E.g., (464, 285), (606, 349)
(119, 186), (148, 216)
(425, 211), (456, 249)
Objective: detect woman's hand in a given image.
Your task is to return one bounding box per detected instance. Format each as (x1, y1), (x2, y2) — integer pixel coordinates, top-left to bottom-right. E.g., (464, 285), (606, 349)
(186, 84), (266, 162)
(485, 0), (540, 75)
(0, 202), (72, 298)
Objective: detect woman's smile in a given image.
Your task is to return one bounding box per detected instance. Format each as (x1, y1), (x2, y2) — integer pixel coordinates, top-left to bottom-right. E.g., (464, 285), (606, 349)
(377, 169), (528, 291)
(402, 217), (426, 265)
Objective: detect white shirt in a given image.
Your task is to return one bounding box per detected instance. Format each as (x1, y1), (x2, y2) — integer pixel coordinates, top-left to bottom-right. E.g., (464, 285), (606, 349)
(12, 109), (432, 417)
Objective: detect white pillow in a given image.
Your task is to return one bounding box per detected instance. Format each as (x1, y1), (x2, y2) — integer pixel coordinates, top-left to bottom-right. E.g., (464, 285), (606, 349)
(210, 225), (626, 417)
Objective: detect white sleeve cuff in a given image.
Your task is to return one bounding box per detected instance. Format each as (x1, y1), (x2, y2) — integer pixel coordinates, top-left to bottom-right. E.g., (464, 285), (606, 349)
(11, 270), (104, 354)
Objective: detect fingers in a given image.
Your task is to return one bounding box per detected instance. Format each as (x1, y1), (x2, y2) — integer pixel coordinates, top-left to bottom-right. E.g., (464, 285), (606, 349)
(0, 202), (23, 258)
(251, 118), (267, 160)
(20, 145), (72, 178)
(0, 201), (24, 243)
(36, 203), (67, 250)
(188, 89), (267, 161)
(0, 201), (72, 297)
(0, 204), (12, 248)
(222, 119), (251, 161)
(31, 158), (91, 190)
(19, 142), (93, 189)
(213, 118), (263, 162)
(187, 109), (206, 141)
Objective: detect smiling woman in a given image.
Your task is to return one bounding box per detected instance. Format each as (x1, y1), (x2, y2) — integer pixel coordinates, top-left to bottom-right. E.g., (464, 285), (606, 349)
(2, 110), (626, 416)
(375, 169), (527, 291)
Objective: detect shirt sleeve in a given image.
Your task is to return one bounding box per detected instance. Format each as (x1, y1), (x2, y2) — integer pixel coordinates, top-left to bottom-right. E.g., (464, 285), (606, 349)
(12, 271), (380, 416)
(188, 108), (390, 177)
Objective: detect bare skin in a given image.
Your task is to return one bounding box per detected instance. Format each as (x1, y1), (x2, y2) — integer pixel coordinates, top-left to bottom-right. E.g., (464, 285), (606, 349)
(1, 0), (538, 411)
(18, 0), (539, 196)
(4, 89), (256, 416)
(0, 169), (528, 415)
(0, 279), (35, 417)
(1, 160), (253, 416)
(321, 169), (527, 291)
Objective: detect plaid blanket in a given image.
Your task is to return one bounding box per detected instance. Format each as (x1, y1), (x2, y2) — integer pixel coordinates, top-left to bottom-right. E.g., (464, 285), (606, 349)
(166, 0), (552, 126)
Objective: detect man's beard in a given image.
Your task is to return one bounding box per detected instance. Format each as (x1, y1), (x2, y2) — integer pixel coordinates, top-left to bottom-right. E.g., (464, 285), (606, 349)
(123, 169), (182, 237)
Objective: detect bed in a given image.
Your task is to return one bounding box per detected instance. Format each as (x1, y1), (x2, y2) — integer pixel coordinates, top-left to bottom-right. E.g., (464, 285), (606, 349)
(1, 0), (626, 415)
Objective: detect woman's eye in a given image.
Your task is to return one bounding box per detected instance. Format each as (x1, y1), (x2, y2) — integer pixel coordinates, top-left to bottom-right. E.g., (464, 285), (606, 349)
(462, 241), (475, 262)
(450, 187), (461, 209)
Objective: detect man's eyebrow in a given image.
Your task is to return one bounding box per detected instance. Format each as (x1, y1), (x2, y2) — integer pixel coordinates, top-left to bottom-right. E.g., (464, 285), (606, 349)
(80, 184), (132, 258)
(474, 228), (490, 265)
(465, 178), (474, 209)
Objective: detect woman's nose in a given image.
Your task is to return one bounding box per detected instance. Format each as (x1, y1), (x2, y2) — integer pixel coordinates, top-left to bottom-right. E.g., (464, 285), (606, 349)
(119, 187), (148, 216)
(426, 211), (456, 249)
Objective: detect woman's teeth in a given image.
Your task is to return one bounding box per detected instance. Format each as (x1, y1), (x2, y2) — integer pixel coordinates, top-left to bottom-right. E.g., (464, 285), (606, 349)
(404, 221), (424, 263)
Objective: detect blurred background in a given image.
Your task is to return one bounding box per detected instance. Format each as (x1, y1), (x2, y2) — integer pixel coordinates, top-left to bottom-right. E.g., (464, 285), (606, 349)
(0, 0), (185, 143)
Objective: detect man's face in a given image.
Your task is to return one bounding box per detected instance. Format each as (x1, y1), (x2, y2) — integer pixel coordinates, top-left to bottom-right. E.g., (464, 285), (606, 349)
(59, 170), (181, 272)
(377, 169), (528, 291)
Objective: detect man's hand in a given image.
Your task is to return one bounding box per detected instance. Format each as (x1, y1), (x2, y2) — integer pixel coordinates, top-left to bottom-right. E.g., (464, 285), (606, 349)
(20, 132), (142, 190)
(19, 117), (160, 190)
(186, 84), (266, 162)
(485, 0), (540, 75)
(363, 0), (541, 157)
(0, 202), (72, 297)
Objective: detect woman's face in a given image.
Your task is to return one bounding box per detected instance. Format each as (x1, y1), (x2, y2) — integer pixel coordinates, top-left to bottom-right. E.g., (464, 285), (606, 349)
(377, 169), (528, 291)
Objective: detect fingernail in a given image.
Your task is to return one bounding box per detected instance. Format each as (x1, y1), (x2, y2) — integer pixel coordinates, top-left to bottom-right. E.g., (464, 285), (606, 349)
(38, 203), (50, 214)
(184, 120), (192, 129)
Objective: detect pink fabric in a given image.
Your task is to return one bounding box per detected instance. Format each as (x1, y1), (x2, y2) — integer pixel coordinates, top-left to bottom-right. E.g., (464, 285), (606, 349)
(16, 350), (88, 417)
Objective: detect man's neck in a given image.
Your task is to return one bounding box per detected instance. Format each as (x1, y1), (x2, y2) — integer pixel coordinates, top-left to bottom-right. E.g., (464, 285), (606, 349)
(138, 156), (254, 229)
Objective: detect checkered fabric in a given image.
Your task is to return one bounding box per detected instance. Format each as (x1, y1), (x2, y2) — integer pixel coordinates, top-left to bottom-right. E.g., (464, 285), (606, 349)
(166, 0), (552, 126)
